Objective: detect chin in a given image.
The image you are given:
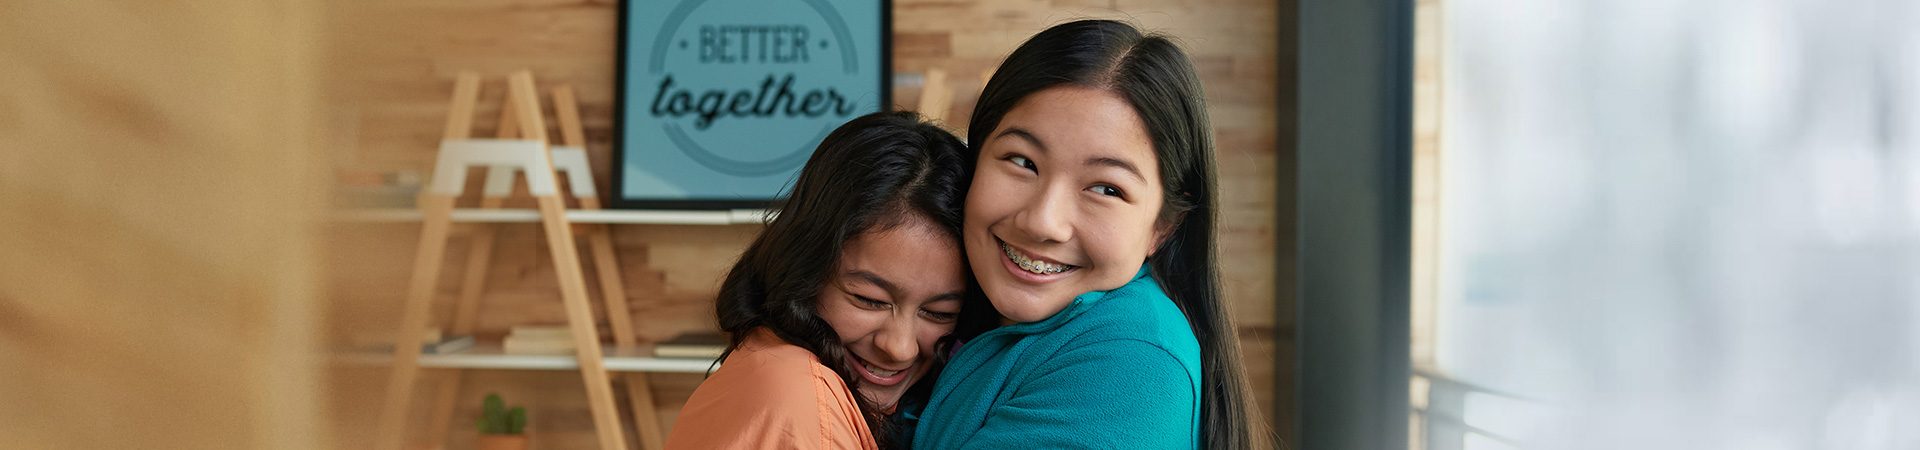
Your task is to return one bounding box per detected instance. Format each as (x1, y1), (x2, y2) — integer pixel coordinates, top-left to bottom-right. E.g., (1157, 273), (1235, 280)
(860, 388), (907, 410)
(984, 290), (1054, 323)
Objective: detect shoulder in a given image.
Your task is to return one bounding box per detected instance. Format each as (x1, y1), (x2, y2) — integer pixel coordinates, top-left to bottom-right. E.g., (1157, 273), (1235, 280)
(1031, 272), (1204, 404)
(1067, 273), (1201, 357)
(1006, 272), (1203, 394)
(696, 332), (851, 410)
(667, 332), (874, 449)
(1033, 337), (1196, 393)
(726, 336), (835, 385)
(960, 340), (1199, 448)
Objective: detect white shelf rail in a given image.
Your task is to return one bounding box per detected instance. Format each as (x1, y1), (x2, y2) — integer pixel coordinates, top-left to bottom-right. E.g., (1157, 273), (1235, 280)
(332, 208), (774, 225)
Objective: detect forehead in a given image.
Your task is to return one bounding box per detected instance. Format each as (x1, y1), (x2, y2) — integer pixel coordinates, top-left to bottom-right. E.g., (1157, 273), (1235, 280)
(837, 216), (966, 294)
(992, 86), (1157, 170)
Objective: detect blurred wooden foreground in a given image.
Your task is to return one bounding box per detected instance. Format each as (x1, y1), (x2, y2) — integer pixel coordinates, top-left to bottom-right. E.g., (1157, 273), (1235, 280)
(0, 2), (328, 450)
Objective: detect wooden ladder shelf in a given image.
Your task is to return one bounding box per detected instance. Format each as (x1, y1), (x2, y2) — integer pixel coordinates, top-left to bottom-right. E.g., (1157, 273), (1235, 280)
(373, 70), (665, 450)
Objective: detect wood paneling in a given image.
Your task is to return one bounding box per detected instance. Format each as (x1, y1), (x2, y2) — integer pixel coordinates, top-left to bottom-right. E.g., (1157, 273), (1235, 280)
(323, 0), (1290, 446)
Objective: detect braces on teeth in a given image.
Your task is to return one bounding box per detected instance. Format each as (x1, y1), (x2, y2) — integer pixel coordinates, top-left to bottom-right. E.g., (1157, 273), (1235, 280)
(1002, 242), (1070, 274)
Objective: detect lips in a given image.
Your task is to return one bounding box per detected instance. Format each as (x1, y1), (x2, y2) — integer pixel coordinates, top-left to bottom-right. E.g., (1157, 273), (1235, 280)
(846, 354), (910, 386)
(999, 239), (1078, 275)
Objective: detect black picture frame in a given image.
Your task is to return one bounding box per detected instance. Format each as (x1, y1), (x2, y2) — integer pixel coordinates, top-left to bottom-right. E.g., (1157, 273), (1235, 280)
(611, 0), (893, 210)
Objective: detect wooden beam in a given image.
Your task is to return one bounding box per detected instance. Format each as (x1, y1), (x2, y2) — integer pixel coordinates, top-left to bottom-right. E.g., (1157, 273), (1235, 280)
(374, 194), (460, 450)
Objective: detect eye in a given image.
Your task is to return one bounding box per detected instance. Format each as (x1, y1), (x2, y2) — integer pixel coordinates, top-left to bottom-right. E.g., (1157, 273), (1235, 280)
(852, 295), (890, 310)
(920, 309), (959, 324)
(1088, 184), (1125, 199)
(1004, 154), (1037, 173)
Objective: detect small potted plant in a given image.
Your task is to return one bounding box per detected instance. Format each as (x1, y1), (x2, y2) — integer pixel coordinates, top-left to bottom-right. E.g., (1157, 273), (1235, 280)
(475, 393), (528, 450)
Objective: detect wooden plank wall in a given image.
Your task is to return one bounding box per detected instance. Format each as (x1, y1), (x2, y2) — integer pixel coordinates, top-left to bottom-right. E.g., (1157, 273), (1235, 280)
(322, 0), (1291, 447)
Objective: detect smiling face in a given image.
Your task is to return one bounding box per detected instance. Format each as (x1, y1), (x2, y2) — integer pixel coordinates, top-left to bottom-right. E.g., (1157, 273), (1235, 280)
(815, 214), (966, 411)
(965, 86), (1171, 323)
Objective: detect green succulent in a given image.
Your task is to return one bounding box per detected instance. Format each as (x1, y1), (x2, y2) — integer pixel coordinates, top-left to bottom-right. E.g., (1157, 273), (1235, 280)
(476, 393), (527, 435)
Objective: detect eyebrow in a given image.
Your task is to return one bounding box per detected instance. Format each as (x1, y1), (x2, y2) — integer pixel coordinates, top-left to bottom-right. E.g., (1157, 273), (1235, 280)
(846, 270), (898, 294)
(846, 269), (964, 303)
(994, 128), (1048, 154)
(1086, 156), (1147, 183)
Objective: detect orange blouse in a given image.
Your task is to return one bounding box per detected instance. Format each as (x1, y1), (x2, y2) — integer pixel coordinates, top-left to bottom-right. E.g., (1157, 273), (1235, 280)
(664, 328), (877, 450)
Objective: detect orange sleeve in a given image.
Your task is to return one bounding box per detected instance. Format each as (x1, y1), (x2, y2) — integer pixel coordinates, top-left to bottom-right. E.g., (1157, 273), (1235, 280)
(665, 334), (876, 450)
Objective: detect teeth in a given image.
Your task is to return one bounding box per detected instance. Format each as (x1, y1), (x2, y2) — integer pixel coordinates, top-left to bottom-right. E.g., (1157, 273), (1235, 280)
(853, 355), (904, 377)
(1001, 242), (1071, 274)
(860, 357), (902, 378)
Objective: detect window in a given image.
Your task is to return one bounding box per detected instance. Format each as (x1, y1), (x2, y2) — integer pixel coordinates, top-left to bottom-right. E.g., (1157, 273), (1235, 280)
(1409, 1), (1920, 449)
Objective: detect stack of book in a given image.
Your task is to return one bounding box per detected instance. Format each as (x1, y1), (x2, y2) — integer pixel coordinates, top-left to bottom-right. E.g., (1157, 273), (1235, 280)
(332, 168), (421, 208)
(502, 325), (577, 355)
(347, 328), (475, 355)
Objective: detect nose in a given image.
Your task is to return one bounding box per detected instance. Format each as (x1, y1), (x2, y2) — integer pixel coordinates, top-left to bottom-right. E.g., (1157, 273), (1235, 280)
(1009, 184), (1073, 244)
(874, 319), (919, 364)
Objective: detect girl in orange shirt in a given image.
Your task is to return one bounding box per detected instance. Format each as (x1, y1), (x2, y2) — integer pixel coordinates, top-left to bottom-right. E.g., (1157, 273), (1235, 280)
(665, 112), (995, 449)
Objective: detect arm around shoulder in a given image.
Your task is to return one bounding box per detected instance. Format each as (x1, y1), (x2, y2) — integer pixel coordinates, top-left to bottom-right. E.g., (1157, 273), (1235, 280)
(958, 339), (1198, 449)
(665, 350), (875, 450)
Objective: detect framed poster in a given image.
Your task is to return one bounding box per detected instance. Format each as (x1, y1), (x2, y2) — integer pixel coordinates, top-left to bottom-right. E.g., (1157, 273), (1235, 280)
(614, 0), (891, 209)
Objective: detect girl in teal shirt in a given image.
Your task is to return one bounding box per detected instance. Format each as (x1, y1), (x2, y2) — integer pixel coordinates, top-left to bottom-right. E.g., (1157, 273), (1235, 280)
(915, 20), (1264, 449)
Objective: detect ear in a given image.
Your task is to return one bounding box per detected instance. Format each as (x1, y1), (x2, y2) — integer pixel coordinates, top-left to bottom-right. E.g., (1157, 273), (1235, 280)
(1146, 214), (1182, 258)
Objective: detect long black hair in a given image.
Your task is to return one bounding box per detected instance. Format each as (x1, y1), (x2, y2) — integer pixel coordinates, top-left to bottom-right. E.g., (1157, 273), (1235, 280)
(714, 111), (994, 449)
(968, 19), (1269, 449)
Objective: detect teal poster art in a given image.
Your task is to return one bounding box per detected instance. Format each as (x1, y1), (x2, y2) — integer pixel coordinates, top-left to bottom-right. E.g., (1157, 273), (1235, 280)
(615, 0), (889, 209)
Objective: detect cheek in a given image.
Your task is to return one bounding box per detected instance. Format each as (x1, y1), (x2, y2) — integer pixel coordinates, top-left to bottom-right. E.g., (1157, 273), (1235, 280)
(817, 301), (873, 342)
(916, 323), (953, 354)
(965, 171), (1017, 220)
(923, 320), (956, 339)
(962, 197), (987, 231)
(962, 187), (1002, 253)
(1084, 213), (1158, 267)
(961, 195), (986, 235)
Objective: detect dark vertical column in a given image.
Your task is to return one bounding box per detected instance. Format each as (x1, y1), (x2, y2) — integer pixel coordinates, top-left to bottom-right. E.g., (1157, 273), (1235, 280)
(1295, 0), (1414, 448)
(1273, 0), (1301, 444)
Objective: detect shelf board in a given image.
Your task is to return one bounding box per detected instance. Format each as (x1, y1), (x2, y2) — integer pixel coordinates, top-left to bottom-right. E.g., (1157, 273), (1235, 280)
(331, 208), (772, 225)
(335, 343), (719, 373)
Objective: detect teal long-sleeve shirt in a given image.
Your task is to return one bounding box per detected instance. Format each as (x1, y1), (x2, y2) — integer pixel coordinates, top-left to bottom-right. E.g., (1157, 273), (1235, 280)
(913, 265), (1201, 449)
